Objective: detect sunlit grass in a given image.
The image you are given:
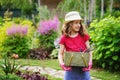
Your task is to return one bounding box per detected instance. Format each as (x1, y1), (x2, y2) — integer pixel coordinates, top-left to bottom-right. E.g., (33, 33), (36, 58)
(90, 69), (120, 80)
(16, 59), (61, 70)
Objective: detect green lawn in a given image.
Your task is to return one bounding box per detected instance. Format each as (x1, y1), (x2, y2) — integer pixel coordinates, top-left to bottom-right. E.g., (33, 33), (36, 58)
(91, 69), (120, 80)
(1, 59), (120, 80)
(16, 59), (60, 70)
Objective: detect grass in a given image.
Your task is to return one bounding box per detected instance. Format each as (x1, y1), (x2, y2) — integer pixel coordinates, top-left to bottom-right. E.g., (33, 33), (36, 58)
(16, 59), (61, 70)
(91, 69), (120, 80)
(1, 59), (120, 80)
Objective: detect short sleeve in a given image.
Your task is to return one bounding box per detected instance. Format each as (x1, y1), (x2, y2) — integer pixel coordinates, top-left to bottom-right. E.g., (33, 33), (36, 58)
(59, 35), (66, 45)
(84, 34), (90, 42)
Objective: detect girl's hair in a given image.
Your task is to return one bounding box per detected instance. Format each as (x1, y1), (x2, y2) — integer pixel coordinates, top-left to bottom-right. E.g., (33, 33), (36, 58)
(61, 21), (87, 36)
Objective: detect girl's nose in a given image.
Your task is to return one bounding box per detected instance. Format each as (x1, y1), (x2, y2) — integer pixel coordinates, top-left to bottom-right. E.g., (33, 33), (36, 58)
(77, 23), (80, 27)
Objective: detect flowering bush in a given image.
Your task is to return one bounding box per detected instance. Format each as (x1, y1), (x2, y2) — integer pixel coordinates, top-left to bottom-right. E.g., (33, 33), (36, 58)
(0, 19), (35, 59)
(37, 16), (60, 50)
(38, 16), (59, 35)
(2, 24), (31, 58)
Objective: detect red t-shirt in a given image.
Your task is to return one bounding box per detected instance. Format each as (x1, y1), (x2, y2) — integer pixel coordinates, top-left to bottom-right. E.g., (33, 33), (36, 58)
(59, 33), (90, 52)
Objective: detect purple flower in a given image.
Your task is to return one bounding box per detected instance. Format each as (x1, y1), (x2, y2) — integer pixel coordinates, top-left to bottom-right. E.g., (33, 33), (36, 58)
(38, 16), (60, 35)
(6, 25), (28, 36)
(21, 26), (28, 35)
(6, 28), (12, 35)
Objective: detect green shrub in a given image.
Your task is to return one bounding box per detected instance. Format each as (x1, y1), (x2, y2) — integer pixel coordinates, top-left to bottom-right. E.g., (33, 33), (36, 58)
(0, 74), (22, 80)
(112, 11), (120, 18)
(50, 49), (59, 59)
(0, 54), (20, 75)
(0, 19), (35, 58)
(89, 16), (120, 71)
(2, 35), (30, 58)
(1, 24), (31, 58)
(37, 17), (60, 51)
(38, 31), (58, 50)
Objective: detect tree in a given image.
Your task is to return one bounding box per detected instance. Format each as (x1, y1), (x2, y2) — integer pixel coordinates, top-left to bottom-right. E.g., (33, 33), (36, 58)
(93, 0), (96, 19)
(0, 0), (22, 10)
(84, 0), (87, 24)
(57, 0), (84, 17)
(0, 0), (35, 17)
(109, 0), (113, 14)
(88, 0), (94, 22)
(101, 0), (104, 18)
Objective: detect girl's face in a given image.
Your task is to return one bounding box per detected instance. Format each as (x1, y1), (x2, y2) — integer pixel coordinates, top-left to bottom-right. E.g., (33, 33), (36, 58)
(71, 20), (81, 33)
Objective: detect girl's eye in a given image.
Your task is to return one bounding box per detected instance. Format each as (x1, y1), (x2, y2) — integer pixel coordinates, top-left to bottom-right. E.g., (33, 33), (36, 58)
(76, 22), (80, 24)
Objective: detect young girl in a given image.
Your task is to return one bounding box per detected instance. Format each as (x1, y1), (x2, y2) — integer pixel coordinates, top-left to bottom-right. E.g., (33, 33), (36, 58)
(58, 11), (92, 80)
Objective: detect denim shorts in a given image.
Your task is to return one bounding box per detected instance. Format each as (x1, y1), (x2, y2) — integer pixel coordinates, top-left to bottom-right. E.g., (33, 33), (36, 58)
(64, 66), (91, 80)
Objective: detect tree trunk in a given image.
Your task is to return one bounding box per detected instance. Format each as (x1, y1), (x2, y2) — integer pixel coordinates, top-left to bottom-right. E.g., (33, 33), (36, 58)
(88, 0), (93, 25)
(84, 0), (87, 25)
(29, 0), (35, 24)
(38, 0), (41, 7)
(110, 0), (113, 14)
(101, 0), (104, 18)
(93, 0), (96, 19)
(89, 0), (93, 21)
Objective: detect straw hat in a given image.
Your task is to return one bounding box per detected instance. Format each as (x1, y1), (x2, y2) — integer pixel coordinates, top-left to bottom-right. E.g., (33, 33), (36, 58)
(65, 11), (82, 23)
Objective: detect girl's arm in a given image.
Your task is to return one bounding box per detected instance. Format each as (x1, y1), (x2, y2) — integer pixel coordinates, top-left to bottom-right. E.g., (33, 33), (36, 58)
(58, 44), (65, 64)
(58, 44), (72, 70)
(85, 41), (92, 63)
(82, 40), (92, 71)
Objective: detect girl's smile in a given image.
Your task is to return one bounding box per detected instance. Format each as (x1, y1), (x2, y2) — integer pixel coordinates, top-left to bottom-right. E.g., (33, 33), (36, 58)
(71, 20), (81, 33)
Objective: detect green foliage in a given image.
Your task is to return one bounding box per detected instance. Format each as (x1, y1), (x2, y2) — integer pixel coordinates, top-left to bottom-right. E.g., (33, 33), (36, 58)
(57, 0), (84, 17)
(35, 5), (55, 22)
(0, 74), (22, 80)
(89, 16), (120, 71)
(50, 49), (59, 59)
(21, 2), (34, 16)
(0, 21), (13, 51)
(0, 19), (35, 58)
(0, 17), (3, 26)
(0, 0), (35, 9)
(0, 55), (21, 75)
(2, 36), (31, 58)
(37, 6), (50, 20)
(38, 31), (58, 50)
(111, 11), (120, 18)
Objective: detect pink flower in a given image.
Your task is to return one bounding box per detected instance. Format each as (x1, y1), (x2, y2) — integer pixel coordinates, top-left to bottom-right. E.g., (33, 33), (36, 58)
(38, 16), (60, 35)
(6, 28), (12, 35)
(21, 26), (28, 35)
(12, 54), (19, 59)
(6, 25), (28, 36)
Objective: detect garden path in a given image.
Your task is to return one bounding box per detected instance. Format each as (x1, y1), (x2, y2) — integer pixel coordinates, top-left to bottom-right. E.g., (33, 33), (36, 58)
(20, 66), (101, 80)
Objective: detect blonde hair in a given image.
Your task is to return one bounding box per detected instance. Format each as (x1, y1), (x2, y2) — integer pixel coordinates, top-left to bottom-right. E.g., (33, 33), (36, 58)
(61, 21), (87, 36)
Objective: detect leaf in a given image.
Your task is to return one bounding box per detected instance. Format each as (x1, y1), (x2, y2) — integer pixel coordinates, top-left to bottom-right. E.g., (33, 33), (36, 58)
(102, 63), (105, 68)
(106, 42), (114, 49)
(96, 53), (102, 60)
(109, 61), (113, 66)
(110, 47), (114, 52)
(104, 51), (111, 59)
(111, 31), (116, 35)
(113, 38), (120, 43)
(107, 38), (112, 42)
(114, 64), (119, 70)
(112, 56), (118, 61)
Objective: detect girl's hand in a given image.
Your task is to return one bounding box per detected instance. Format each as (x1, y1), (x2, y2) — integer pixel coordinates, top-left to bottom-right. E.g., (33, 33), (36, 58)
(82, 62), (92, 71)
(60, 63), (72, 71)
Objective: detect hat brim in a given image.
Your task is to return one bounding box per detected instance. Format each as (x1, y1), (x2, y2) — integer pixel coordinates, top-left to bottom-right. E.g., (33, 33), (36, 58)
(64, 19), (83, 24)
